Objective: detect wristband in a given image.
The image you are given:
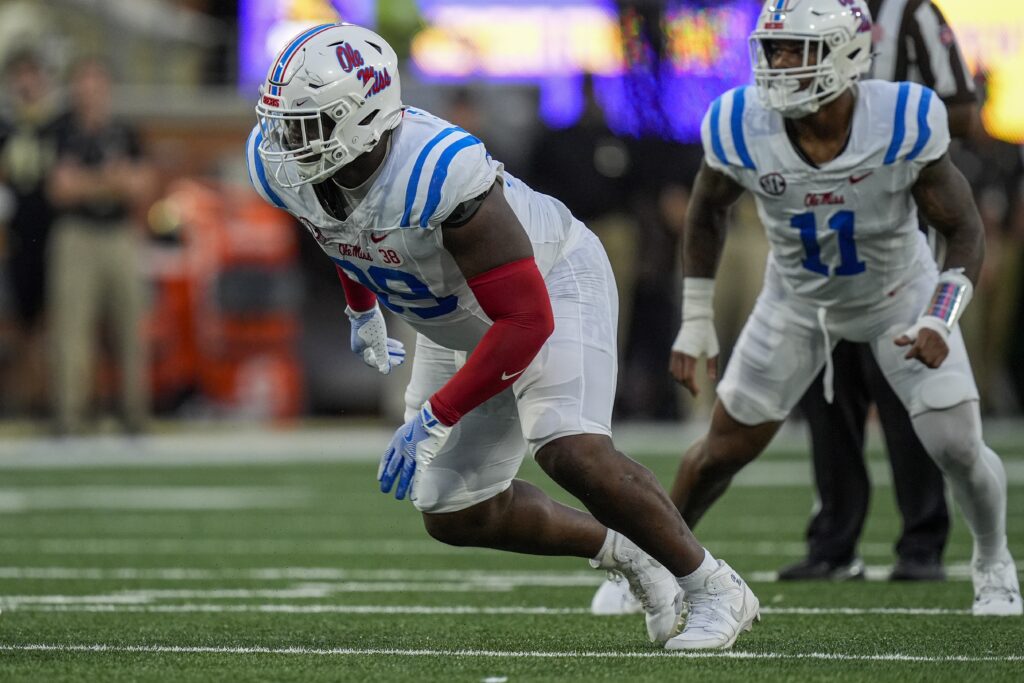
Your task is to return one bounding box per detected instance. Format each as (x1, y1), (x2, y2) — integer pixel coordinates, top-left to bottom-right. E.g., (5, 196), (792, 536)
(922, 269), (973, 333)
(682, 277), (715, 320)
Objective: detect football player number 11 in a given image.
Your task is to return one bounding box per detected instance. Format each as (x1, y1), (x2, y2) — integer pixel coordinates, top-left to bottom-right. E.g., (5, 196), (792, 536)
(791, 210), (866, 276)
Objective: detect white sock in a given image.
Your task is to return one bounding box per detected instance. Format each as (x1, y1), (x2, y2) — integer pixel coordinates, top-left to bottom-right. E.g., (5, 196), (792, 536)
(591, 528), (617, 567)
(677, 548), (718, 592)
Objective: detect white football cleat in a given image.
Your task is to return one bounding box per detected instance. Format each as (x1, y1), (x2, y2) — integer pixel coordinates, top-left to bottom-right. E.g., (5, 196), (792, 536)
(590, 531), (684, 643)
(972, 551), (1022, 616)
(591, 575), (643, 615)
(665, 560), (759, 650)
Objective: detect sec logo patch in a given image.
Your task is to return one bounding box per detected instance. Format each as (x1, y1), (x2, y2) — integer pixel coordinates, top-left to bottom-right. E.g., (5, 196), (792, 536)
(759, 173), (787, 196)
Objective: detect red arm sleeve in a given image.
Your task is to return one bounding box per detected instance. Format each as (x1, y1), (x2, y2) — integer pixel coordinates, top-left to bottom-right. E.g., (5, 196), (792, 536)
(429, 257), (554, 426)
(336, 265), (377, 313)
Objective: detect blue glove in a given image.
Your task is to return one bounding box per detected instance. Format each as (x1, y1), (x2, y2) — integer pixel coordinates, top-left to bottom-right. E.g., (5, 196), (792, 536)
(378, 401), (452, 501)
(347, 304), (405, 375)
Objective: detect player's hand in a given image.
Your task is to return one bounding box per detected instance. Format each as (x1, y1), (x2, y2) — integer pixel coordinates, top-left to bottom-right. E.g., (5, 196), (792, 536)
(670, 318), (719, 397)
(895, 318), (950, 369)
(378, 401), (452, 501)
(347, 303), (406, 375)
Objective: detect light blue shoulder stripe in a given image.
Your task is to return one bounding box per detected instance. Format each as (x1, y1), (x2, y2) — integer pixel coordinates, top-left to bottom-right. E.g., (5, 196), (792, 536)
(709, 96), (730, 167)
(246, 127), (286, 209)
(418, 135), (484, 228)
(730, 87), (756, 170)
(905, 87), (933, 162)
(251, 130), (288, 209)
(884, 82), (911, 165)
(400, 126), (462, 227)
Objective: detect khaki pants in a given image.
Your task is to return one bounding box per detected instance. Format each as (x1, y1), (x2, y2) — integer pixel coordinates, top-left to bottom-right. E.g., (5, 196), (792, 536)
(48, 218), (149, 431)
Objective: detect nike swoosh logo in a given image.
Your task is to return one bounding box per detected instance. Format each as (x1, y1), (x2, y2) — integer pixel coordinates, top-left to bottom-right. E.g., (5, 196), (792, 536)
(729, 601), (747, 622)
(501, 369), (526, 381)
(370, 233), (388, 243)
(849, 172), (873, 184)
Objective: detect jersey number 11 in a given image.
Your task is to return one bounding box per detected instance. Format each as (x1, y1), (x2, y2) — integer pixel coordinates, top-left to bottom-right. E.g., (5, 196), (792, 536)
(790, 210), (866, 277)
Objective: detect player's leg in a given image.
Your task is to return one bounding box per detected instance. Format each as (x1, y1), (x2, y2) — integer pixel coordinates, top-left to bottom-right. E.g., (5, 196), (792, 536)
(670, 268), (829, 527)
(872, 302), (1019, 614)
(861, 345), (949, 581)
(522, 229), (756, 648)
(670, 404), (781, 526)
(403, 335), (594, 555)
(779, 341), (871, 581)
(910, 401), (1018, 614)
(406, 334), (683, 644)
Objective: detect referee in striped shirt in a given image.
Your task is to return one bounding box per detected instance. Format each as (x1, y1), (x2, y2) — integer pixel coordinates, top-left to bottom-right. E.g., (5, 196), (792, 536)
(779, 0), (979, 583)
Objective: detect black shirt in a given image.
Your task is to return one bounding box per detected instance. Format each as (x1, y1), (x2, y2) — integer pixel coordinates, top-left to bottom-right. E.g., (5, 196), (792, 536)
(867, 0), (976, 105)
(0, 104), (65, 248)
(53, 115), (141, 223)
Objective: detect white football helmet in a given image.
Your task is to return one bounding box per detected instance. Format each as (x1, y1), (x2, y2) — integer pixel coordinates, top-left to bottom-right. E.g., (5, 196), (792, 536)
(749, 0), (873, 118)
(256, 23), (403, 187)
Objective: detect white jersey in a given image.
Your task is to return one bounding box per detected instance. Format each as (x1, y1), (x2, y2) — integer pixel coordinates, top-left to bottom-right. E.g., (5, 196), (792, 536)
(702, 80), (950, 309)
(246, 107), (584, 351)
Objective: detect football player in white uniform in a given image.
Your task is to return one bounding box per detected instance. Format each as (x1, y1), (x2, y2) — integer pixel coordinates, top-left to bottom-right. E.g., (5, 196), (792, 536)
(664, 0), (1019, 616)
(246, 23), (760, 649)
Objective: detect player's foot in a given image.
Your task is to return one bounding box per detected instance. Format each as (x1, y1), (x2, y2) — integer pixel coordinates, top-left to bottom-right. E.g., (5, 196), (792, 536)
(590, 575), (643, 615)
(590, 531), (684, 643)
(777, 556), (865, 581)
(972, 551), (1022, 616)
(665, 560), (759, 650)
(889, 556), (945, 582)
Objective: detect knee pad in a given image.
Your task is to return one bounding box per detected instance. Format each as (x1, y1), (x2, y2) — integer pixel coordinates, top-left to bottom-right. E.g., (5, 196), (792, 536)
(917, 372), (977, 412)
(912, 400), (982, 478)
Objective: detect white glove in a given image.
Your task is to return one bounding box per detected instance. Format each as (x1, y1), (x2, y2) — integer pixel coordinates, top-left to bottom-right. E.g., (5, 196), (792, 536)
(347, 304), (406, 375)
(672, 278), (719, 359)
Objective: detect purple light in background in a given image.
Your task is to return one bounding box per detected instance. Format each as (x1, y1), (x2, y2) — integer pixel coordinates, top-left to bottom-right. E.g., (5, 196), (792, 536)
(539, 76), (585, 129)
(410, 0), (760, 142)
(238, 0), (376, 89)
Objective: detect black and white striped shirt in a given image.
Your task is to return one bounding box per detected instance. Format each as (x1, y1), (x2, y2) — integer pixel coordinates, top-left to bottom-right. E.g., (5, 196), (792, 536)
(867, 0), (976, 105)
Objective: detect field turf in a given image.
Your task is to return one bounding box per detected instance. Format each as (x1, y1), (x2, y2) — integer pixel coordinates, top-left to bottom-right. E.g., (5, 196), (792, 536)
(0, 426), (1022, 681)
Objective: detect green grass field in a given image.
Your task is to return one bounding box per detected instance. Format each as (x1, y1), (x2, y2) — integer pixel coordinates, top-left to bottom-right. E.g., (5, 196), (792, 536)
(1, 426), (1022, 682)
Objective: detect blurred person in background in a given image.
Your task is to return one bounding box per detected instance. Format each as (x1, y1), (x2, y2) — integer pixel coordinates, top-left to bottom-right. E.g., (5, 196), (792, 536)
(48, 57), (154, 435)
(776, 0), (979, 583)
(0, 48), (65, 416)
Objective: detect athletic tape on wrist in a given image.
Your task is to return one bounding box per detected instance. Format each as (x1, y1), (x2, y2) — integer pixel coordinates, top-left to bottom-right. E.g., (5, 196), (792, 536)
(923, 270), (973, 331)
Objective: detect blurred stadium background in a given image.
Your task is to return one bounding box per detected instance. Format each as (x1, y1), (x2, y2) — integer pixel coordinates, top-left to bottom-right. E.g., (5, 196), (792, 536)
(1, 1), (1023, 679)
(1, 0), (1022, 429)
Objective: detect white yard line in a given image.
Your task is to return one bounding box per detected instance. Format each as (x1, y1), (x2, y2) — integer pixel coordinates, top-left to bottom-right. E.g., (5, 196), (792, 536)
(4, 603), (975, 616)
(0, 563), (977, 583)
(0, 538), (914, 558)
(0, 566), (602, 582)
(0, 643), (1019, 663)
(0, 421), (1021, 471)
(0, 487), (309, 512)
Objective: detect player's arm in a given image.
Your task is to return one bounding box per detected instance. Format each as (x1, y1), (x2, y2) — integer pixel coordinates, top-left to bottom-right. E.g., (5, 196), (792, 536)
(377, 181), (553, 500)
(945, 102), (976, 140)
(896, 153), (985, 367)
(432, 181), (553, 425)
(670, 160), (745, 396)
